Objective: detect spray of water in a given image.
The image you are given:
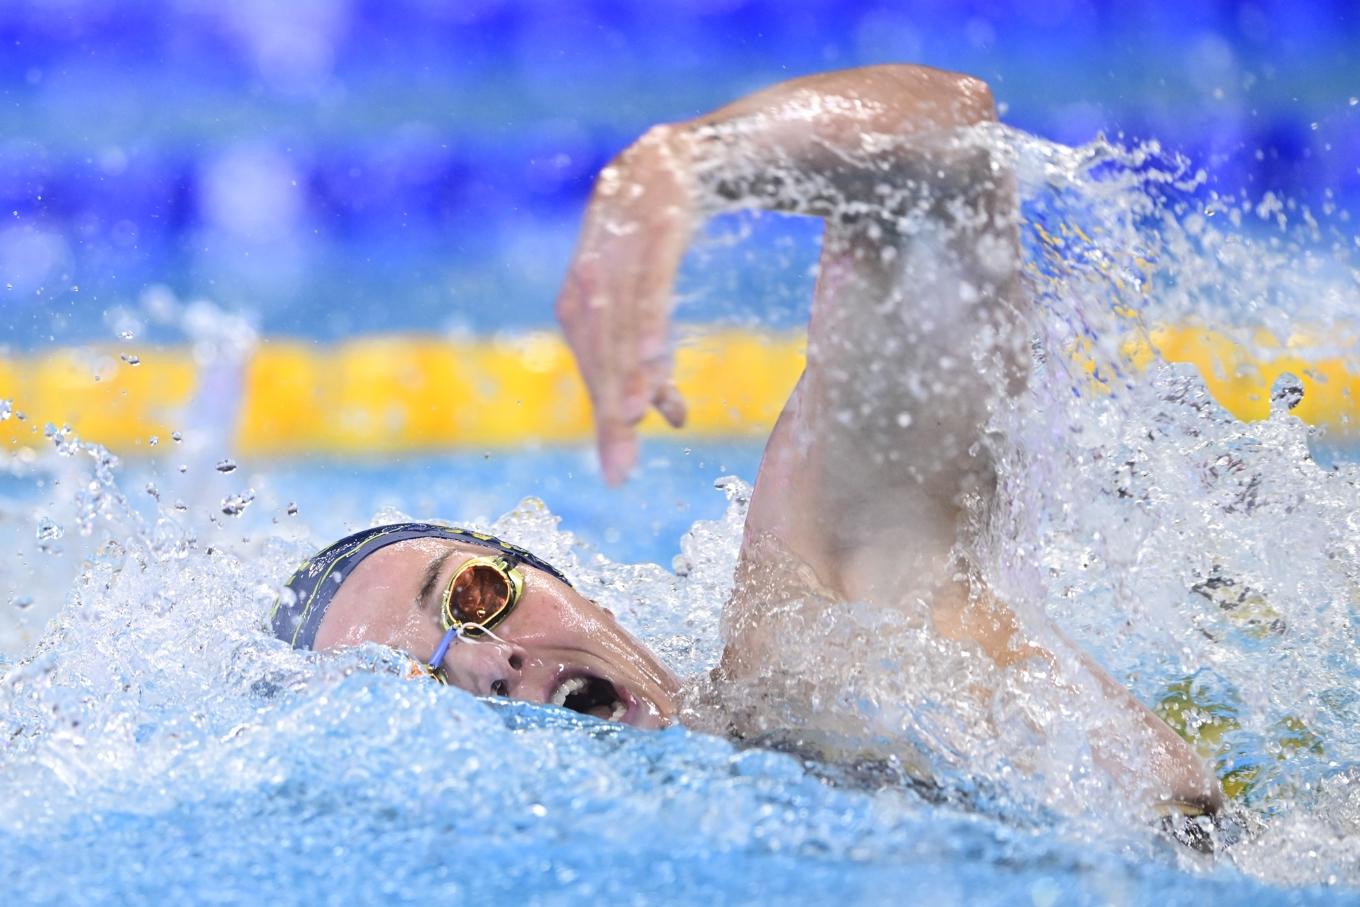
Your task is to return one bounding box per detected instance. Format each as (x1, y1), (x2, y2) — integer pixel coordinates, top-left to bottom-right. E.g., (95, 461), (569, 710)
(2, 126), (1360, 899)
(988, 124), (1360, 883)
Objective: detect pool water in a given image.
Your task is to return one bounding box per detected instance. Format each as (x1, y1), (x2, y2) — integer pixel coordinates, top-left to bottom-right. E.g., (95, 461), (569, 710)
(4, 127), (1360, 904)
(0, 454), (1348, 906)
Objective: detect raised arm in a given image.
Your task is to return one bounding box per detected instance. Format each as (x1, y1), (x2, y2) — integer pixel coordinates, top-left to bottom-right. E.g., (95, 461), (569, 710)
(557, 65), (1222, 818)
(560, 64), (1029, 672)
(555, 64), (998, 484)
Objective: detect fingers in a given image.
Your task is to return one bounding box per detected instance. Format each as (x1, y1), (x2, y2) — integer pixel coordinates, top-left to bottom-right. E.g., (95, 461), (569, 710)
(654, 382), (687, 429)
(556, 136), (697, 485)
(595, 387), (685, 485)
(559, 268), (639, 486)
(597, 380), (687, 485)
(579, 300), (685, 485)
(597, 417), (638, 486)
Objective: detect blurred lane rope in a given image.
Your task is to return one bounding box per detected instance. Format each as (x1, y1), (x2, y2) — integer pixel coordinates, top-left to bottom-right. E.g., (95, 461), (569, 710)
(0, 327), (1355, 456)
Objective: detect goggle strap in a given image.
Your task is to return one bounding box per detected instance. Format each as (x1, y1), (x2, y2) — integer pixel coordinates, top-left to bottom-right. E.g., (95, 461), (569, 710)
(427, 626), (460, 675)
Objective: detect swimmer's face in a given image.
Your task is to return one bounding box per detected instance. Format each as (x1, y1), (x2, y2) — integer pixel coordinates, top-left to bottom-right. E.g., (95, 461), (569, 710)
(312, 538), (681, 729)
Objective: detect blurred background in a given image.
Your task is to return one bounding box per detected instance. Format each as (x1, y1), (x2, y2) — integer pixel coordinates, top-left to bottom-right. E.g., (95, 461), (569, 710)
(0, 0), (1358, 568)
(3, 0), (1358, 345)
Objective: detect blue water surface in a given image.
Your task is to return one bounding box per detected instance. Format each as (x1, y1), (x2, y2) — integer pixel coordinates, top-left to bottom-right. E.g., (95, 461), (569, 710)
(0, 678), (1341, 907)
(2, 427), (1360, 905)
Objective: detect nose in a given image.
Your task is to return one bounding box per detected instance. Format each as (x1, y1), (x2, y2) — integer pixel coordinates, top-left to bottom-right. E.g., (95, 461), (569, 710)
(448, 637), (526, 698)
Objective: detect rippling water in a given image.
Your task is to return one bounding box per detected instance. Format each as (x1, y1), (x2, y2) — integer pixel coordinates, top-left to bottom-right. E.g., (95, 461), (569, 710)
(3, 127), (1360, 903)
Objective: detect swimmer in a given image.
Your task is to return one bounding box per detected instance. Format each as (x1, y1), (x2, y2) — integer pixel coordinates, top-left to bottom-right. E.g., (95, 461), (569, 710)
(273, 65), (1223, 821)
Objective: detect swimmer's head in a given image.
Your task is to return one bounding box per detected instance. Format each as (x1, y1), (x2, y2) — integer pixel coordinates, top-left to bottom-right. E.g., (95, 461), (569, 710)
(272, 523), (680, 729)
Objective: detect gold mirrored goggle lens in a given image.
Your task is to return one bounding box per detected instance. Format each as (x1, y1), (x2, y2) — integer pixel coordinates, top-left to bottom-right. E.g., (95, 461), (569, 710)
(440, 556), (524, 635)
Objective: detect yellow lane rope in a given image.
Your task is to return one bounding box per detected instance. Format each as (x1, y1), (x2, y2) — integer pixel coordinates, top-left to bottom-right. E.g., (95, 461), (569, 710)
(0, 327), (1354, 456)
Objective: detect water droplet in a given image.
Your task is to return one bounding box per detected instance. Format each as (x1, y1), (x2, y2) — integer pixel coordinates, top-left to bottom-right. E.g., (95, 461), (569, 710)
(35, 517), (63, 542)
(11, 595), (32, 610)
(0, 400), (10, 422)
(171, 431), (183, 443)
(148, 436), (158, 447)
(119, 330), (134, 340)
(896, 412), (913, 428)
(215, 458), (237, 473)
(1270, 372), (1305, 413)
(221, 489), (256, 516)
(121, 353), (140, 366)
(145, 482), (159, 500)
(287, 502), (299, 516)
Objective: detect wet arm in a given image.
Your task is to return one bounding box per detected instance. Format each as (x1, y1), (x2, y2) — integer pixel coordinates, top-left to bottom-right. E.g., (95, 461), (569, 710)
(555, 64), (1000, 484)
(683, 70), (1221, 813)
(557, 65), (1221, 814)
(678, 64), (999, 220)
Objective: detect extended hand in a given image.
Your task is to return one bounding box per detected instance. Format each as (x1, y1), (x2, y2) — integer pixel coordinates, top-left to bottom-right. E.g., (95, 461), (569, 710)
(556, 126), (695, 484)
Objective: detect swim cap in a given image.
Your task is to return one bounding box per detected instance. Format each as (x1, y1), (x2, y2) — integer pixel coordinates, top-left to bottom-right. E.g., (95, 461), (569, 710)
(271, 522), (573, 650)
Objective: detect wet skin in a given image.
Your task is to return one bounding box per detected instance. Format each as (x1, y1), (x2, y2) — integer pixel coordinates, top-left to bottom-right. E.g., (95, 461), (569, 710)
(313, 537), (681, 729)
(553, 63), (1223, 812)
(308, 64), (1220, 816)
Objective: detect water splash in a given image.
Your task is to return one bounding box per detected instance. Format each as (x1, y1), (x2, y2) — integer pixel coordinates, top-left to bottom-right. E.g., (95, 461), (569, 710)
(976, 127), (1360, 886)
(2, 126), (1360, 901)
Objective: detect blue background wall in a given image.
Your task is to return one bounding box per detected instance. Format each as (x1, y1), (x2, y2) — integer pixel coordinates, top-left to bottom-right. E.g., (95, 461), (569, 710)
(2, 0), (1357, 348)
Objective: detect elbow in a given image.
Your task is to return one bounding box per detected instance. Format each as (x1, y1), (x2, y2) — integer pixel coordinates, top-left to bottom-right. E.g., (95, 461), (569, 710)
(929, 70), (997, 127)
(872, 64), (998, 126)
(956, 76), (998, 123)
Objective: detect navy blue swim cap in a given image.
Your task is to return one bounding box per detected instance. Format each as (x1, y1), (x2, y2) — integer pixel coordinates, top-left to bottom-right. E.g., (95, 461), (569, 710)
(271, 522), (573, 650)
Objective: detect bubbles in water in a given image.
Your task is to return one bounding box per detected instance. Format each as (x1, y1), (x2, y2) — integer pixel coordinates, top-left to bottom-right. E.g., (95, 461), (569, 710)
(10, 595), (32, 610)
(0, 400), (11, 422)
(120, 353), (140, 366)
(215, 458), (237, 473)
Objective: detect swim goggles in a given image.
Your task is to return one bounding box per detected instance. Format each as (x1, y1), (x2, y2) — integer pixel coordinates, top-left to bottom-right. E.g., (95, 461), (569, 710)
(418, 554), (526, 684)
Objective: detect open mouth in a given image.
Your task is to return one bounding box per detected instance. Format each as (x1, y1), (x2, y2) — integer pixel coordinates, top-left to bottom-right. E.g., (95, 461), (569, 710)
(550, 674), (629, 722)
